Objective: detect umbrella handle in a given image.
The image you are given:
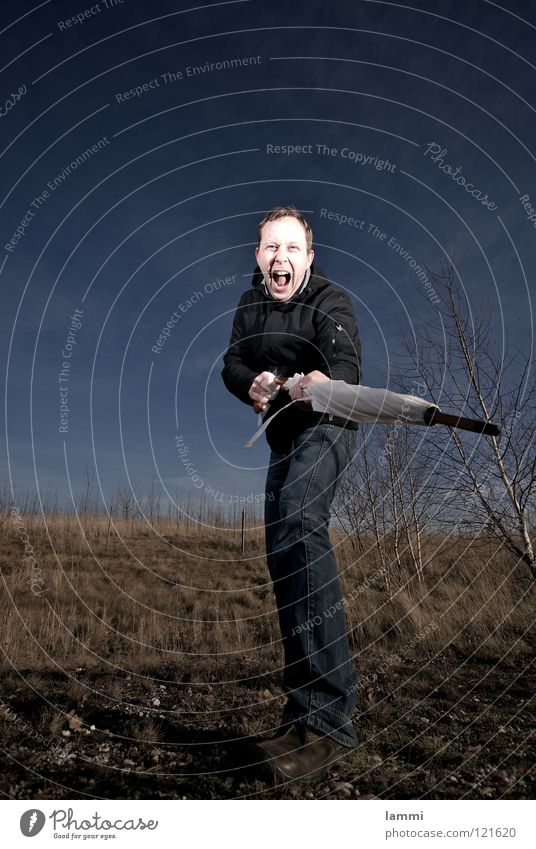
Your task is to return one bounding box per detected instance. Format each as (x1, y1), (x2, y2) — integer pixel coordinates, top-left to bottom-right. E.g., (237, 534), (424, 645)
(253, 375), (288, 414)
(424, 406), (501, 437)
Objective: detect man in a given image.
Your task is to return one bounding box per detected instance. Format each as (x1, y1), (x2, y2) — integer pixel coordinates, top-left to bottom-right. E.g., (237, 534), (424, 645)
(222, 206), (361, 783)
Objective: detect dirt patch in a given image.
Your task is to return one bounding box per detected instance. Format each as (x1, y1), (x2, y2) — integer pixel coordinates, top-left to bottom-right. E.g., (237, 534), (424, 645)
(1, 658), (533, 800)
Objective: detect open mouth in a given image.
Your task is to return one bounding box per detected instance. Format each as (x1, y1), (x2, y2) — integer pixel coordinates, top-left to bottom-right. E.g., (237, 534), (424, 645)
(271, 270), (292, 285)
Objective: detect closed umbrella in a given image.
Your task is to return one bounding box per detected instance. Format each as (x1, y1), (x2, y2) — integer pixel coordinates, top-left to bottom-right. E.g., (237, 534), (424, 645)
(245, 374), (500, 448)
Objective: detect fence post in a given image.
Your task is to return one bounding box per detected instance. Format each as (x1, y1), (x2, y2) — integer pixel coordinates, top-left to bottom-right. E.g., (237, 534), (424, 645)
(104, 505), (114, 555)
(241, 508), (246, 554)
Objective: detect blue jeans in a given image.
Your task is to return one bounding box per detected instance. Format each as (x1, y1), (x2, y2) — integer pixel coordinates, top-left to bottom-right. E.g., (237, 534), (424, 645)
(264, 423), (358, 748)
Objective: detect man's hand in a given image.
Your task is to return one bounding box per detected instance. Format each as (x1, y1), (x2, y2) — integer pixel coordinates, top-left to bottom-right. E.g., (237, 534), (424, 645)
(249, 371), (278, 411)
(288, 370), (330, 401)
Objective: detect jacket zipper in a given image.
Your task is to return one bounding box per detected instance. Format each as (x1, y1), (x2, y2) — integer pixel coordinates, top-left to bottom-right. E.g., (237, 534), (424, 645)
(329, 323), (343, 421)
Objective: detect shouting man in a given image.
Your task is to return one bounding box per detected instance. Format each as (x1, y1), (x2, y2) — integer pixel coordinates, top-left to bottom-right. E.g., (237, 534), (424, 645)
(222, 205), (361, 783)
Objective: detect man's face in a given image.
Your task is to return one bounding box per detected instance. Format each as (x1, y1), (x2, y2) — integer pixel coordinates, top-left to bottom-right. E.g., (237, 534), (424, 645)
(256, 216), (314, 301)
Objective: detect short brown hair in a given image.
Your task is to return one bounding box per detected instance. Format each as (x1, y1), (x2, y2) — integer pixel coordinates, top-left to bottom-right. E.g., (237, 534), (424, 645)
(257, 205), (313, 252)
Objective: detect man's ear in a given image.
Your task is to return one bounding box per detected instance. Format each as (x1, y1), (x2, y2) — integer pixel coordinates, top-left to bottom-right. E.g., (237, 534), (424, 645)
(307, 249), (314, 268)
(255, 246), (260, 263)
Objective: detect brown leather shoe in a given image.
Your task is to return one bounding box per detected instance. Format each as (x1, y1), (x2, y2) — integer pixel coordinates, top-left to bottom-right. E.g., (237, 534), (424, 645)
(254, 723), (350, 783)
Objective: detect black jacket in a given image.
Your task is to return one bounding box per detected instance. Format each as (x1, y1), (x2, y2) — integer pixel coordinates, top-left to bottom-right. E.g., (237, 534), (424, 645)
(221, 262), (361, 453)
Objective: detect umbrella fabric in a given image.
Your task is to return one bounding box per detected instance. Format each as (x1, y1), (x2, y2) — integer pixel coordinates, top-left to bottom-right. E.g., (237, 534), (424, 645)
(244, 375), (438, 448)
(285, 375), (438, 425)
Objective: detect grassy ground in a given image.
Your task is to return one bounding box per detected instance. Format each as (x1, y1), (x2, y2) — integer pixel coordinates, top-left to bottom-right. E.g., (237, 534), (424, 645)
(1, 513), (534, 799)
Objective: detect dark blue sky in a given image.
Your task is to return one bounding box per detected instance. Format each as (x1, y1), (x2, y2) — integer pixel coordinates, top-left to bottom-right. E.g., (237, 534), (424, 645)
(2, 0), (535, 513)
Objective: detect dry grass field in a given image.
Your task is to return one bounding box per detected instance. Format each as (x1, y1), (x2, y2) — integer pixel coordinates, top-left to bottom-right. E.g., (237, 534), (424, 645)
(1, 509), (534, 800)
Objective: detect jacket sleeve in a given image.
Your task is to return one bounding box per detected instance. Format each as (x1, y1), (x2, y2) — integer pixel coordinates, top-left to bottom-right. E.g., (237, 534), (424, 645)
(221, 294), (259, 406)
(314, 287), (361, 384)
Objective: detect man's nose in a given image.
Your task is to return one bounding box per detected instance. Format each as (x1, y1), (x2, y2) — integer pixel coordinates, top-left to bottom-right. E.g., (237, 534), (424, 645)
(274, 246), (288, 262)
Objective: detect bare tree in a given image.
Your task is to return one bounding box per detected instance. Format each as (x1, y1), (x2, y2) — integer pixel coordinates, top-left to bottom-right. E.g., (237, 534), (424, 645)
(334, 257), (535, 583)
(398, 259), (536, 579)
(334, 392), (446, 590)
(145, 477), (161, 524)
(115, 482), (139, 522)
(77, 461), (96, 515)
